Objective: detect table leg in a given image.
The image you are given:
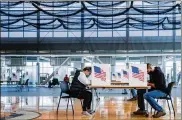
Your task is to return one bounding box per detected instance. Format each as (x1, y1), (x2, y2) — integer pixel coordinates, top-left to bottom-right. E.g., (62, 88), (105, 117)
(94, 88), (100, 101)
(91, 88), (94, 110)
(146, 88), (148, 111)
(144, 88), (150, 117)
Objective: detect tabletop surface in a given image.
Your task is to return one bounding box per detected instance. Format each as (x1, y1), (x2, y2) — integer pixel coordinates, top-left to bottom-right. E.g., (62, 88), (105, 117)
(111, 81), (129, 84)
(89, 85), (150, 89)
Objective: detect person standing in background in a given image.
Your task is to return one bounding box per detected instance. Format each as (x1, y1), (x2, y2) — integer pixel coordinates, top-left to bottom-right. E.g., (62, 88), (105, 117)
(24, 72), (29, 84)
(52, 71), (60, 86)
(64, 74), (69, 83)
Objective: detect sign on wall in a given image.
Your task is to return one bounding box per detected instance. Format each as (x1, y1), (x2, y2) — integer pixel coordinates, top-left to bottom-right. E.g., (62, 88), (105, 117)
(91, 64), (111, 86)
(129, 64), (147, 86)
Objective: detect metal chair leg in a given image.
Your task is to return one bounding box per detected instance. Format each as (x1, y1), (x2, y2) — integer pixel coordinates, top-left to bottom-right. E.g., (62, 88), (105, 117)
(167, 99), (171, 113)
(70, 98), (74, 115)
(66, 98), (70, 115)
(57, 92), (62, 112)
(170, 97), (175, 116)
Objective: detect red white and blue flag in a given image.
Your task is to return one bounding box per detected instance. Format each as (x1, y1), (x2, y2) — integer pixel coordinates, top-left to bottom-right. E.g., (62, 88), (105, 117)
(94, 66), (106, 81)
(123, 70), (129, 80)
(132, 66), (144, 82)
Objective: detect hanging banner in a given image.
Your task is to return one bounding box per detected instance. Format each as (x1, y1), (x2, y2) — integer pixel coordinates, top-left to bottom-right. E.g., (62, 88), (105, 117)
(129, 64), (147, 86)
(91, 64), (111, 86)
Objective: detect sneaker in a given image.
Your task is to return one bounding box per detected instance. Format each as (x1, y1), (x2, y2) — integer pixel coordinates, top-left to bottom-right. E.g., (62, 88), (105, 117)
(82, 111), (92, 116)
(127, 97), (137, 101)
(152, 111), (166, 118)
(133, 109), (147, 115)
(87, 110), (95, 114)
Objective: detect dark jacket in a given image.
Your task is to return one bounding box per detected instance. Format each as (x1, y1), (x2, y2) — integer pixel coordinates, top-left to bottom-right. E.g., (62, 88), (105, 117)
(149, 67), (168, 93)
(70, 70), (86, 91)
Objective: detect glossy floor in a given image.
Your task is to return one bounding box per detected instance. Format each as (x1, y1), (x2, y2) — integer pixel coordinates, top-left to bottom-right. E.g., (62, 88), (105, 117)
(1, 95), (181, 120)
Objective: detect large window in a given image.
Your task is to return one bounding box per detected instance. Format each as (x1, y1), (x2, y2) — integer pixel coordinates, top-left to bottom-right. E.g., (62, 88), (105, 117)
(1, 1), (180, 39)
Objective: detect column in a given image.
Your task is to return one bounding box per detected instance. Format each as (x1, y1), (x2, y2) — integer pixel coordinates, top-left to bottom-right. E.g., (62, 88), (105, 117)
(162, 56), (166, 75)
(36, 96), (40, 112)
(126, 2), (129, 54)
(181, 1), (182, 89)
(81, 57), (85, 69)
(173, 56), (176, 82)
(111, 57), (116, 73)
(172, 1), (176, 83)
(126, 56), (129, 69)
(140, 57), (145, 64)
(36, 57), (40, 85)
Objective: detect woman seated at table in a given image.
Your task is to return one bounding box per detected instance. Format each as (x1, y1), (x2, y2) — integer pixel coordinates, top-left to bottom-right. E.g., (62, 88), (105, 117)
(70, 67), (94, 116)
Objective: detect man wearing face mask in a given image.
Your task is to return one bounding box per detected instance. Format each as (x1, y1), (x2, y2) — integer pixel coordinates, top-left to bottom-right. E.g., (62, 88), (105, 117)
(70, 67), (93, 116)
(133, 63), (168, 118)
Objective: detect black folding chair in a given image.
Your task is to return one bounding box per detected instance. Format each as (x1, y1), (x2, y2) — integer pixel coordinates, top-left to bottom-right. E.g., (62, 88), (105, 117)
(151, 82), (175, 116)
(57, 81), (74, 115)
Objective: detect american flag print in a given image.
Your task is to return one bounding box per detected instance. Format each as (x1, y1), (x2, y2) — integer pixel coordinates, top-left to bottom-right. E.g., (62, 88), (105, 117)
(123, 70), (129, 80)
(94, 66), (106, 81)
(131, 66), (144, 82)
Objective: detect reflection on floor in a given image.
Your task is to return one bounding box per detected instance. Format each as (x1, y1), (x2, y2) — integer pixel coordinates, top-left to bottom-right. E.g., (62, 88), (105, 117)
(1, 87), (181, 97)
(1, 95), (181, 120)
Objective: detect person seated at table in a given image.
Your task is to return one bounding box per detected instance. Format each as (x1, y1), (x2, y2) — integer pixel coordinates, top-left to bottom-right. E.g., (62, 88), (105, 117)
(70, 67), (93, 116)
(133, 63), (168, 118)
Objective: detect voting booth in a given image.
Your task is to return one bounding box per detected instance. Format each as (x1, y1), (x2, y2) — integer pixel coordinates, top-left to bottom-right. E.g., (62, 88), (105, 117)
(112, 73), (117, 81)
(112, 70), (129, 82)
(116, 72), (122, 81)
(120, 69), (129, 82)
(129, 64), (147, 86)
(91, 64), (111, 86)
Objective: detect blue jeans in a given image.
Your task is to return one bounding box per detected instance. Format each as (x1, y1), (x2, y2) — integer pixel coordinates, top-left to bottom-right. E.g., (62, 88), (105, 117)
(131, 89), (137, 98)
(144, 90), (167, 112)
